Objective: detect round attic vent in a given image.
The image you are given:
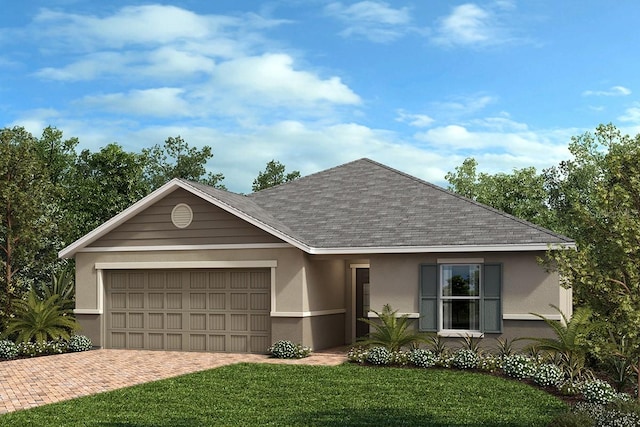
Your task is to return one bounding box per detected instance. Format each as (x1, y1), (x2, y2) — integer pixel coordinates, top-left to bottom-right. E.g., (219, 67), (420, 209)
(171, 203), (193, 228)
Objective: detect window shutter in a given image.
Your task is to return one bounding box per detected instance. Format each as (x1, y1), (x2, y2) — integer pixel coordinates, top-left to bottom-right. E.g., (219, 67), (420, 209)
(419, 264), (438, 331)
(482, 263), (502, 333)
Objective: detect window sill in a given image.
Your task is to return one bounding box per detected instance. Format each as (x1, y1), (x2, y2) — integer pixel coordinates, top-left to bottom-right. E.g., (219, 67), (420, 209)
(437, 330), (484, 338)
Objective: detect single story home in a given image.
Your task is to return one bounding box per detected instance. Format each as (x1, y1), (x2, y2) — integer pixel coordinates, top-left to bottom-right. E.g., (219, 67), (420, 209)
(59, 158), (575, 353)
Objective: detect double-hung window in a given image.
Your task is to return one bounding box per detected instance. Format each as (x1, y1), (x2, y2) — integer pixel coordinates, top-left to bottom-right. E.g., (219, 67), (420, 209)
(419, 262), (502, 335)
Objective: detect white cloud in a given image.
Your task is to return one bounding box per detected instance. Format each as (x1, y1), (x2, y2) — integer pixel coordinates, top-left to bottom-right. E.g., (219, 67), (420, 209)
(619, 104), (640, 124)
(209, 53), (361, 107)
(431, 2), (518, 48)
(79, 88), (191, 117)
(582, 85), (631, 97)
(396, 110), (435, 127)
(325, 1), (412, 43)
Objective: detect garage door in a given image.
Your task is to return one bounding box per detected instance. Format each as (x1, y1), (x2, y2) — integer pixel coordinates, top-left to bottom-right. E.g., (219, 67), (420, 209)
(105, 269), (271, 353)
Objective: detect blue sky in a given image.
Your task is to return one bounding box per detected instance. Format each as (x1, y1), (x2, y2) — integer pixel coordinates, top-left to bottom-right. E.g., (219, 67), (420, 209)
(1, 1), (639, 193)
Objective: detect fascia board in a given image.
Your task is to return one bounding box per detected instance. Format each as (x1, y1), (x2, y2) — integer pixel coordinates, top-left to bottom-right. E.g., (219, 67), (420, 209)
(305, 242), (576, 255)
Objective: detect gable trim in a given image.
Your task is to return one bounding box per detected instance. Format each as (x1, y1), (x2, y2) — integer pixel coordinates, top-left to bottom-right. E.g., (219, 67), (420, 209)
(59, 179), (310, 259)
(75, 243), (293, 253)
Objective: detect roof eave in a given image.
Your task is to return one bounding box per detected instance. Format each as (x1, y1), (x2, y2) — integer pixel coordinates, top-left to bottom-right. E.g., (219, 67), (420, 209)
(305, 242), (576, 255)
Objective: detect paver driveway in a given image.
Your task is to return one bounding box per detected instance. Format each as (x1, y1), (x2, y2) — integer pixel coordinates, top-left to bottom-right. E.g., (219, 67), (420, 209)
(0, 348), (347, 414)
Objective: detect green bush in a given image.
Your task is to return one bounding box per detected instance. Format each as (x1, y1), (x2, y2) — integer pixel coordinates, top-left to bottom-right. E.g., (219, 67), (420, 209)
(408, 348), (437, 368)
(0, 339), (18, 360)
(533, 363), (564, 387)
(67, 335), (92, 352)
(366, 346), (391, 365)
(581, 379), (617, 405)
(502, 354), (537, 380)
(267, 340), (311, 359)
(358, 304), (425, 352)
(4, 289), (79, 343)
(347, 346), (368, 363)
(452, 349), (479, 370)
(16, 340), (68, 357)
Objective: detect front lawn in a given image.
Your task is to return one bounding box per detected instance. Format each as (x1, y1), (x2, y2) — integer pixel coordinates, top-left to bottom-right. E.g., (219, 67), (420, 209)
(0, 363), (566, 426)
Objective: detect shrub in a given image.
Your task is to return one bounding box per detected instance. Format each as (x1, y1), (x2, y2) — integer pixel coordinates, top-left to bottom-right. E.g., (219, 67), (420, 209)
(267, 340), (311, 359)
(4, 289), (79, 343)
(0, 339), (18, 360)
(408, 348), (437, 368)
(558, 380), (582, 396)
(347, 346), (369, 364)
(570, 401), (640, 427)
(17, 340), (68, 358)
(68, 335), (92, 352)
(502, 354), (537, 380)
(478, 354), (501, 373)
(452, 349), (479, 370)
(533, 363), (564, 387)
(581, 379), (617, 405)
(389, 350), (409, 366)
(358, 304), (426, 352)
(366, 346), (391, 365)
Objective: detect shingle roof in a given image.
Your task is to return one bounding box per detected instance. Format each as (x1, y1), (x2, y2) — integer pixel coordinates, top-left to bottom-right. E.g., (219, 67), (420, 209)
(242, 158), (574, 249)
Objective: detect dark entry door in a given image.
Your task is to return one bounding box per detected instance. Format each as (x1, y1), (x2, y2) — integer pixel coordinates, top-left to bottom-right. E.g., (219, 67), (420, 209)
(355, 268), (370, 338)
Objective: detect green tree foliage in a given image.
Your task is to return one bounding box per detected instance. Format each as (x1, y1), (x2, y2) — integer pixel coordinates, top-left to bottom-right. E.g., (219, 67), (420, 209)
(547, 125), (640, 399)
(445, 158), (552, 227)
(67, 143), (149, 239)
(0, 127), (56, 327)
(252, 159), (301, 192)
(143, 136), (224, 191)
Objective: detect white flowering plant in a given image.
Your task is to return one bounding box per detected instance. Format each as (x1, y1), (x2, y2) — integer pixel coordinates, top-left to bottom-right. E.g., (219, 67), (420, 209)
(0, 339), (18, 360)
(347, 346), (369, 363)
(581, 379), (617, 405)
(408, 348), (437, 368)
(502, 354), (537, 380)
(366, 346), (391, 365)
(533, 363), (564, 387)
(67, 335), (92, 352)
(268, 340), (311, 359)
(452, 349), (479, 370)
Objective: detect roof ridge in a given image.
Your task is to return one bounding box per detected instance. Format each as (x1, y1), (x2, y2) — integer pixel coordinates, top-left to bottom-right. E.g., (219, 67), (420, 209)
(361, 159), (574, 244)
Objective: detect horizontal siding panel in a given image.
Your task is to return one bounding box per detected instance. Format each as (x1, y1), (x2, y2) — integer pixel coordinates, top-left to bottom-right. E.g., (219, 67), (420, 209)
(89, 188), (284, 248)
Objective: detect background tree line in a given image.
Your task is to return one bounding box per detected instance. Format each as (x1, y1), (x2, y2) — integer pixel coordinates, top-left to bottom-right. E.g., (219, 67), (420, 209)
(0, 125), (298, 326)
(446, 123), (640, 387)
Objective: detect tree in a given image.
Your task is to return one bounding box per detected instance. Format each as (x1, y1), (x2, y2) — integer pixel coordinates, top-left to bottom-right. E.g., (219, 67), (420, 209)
(68, 143), (149, 238)
(445, 158), (552, 227)
(143, 136), (224, 191)
(548, 124), (640, 399)
(0, 127), (56, 327)
(252, 159), (301, 192)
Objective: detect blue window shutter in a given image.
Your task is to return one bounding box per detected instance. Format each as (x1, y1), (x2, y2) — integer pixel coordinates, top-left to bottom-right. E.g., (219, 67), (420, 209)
(482, 263), (502, 333)
(419, 264), (438, 331)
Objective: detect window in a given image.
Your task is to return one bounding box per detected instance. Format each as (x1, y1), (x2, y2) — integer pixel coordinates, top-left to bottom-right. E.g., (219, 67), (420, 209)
(419, 263), (502, 334)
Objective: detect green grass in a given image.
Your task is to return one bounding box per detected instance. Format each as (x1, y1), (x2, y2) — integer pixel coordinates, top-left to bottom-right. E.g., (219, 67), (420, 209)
(0, 363), (566, 426)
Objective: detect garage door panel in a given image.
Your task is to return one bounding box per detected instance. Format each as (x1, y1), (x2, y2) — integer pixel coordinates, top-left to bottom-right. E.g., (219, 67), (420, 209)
(106, 269), (270, 353)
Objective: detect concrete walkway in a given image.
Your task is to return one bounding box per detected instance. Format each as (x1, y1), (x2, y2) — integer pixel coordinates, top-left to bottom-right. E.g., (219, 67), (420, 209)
(0, 348), (347, 414)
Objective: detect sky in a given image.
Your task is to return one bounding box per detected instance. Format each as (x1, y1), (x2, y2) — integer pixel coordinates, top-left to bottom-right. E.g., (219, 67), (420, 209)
(1, 1), (639, 193)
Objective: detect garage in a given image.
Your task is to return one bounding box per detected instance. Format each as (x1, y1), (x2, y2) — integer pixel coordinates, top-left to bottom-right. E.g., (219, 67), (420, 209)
(105, 268), (271, 353)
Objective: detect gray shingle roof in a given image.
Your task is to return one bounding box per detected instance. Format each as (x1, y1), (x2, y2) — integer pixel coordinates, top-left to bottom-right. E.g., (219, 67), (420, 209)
(243, 158), (574, 249)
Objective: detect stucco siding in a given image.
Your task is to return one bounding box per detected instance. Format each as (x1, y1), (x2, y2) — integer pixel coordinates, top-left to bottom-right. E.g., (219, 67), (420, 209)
(368, 251), (563, 319)
(88, 189), (283, 247)
(303, 257), (346, 312)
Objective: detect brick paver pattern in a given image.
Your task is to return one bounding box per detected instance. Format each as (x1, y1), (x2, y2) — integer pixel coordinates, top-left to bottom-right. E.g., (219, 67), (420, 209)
(0, 349), (347, 414)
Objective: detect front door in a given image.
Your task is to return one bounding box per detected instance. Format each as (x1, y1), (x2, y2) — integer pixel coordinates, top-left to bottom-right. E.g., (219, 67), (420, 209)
(355, 268), (370, 339)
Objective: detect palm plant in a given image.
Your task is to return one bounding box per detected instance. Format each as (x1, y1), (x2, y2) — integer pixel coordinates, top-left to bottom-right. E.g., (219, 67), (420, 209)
(4, 288), (79, 343)
(358, 304), (426, 352)
(525, 305), (594, 381)
(38, 263), (75, 312)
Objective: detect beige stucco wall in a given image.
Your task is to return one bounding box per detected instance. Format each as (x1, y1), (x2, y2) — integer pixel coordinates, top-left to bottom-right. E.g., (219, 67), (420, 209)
(303, 257), (345, 312)
(368, 251), (563, 318)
